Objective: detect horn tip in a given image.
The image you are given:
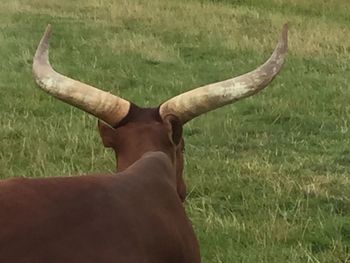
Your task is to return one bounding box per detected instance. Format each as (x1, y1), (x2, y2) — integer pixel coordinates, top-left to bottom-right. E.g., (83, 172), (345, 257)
(44, 24), (53, 39)
(36, 24), (53, 55)
(279, 22), (289, 53)
(33, 24), (53, 75)
(282, 23), (288, 41)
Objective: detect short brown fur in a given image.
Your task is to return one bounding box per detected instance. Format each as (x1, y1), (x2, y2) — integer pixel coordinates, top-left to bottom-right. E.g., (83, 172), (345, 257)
(0, 103), (199, 262)
(0, 152), (200, 263)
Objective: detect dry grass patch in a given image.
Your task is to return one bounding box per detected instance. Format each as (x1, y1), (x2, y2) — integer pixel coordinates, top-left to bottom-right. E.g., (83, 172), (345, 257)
(3, 0), (350, 57)
(302, 174), (350, 201)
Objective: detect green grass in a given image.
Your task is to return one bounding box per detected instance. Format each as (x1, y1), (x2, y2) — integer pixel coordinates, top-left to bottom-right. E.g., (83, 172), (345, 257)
(1, 0), (350, 262)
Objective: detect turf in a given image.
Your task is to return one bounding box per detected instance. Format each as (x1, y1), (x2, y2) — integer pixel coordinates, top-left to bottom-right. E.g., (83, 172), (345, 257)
(0, 0), (349, 262)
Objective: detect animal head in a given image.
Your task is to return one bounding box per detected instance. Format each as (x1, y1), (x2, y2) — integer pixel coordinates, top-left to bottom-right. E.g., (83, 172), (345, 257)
(32, 24), (288, 201)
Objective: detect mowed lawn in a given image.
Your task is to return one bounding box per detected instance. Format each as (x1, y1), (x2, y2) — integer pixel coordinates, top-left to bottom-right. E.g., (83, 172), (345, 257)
(1, 0), (350, 262)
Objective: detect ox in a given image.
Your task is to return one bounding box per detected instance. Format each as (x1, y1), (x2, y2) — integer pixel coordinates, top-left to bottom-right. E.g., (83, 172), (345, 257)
(0, 24), (288, 262)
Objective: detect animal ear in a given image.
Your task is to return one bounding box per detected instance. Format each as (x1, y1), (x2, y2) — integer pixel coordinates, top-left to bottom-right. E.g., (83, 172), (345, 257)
(98, 120), (116, 148)
(163, 114), (183, 146)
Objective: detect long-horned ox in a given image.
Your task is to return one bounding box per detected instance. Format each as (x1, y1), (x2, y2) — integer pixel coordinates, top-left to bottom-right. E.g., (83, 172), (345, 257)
(0, 24), (288, 262)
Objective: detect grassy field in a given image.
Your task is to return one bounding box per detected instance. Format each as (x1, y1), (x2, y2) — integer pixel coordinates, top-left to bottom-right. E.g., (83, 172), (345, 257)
(1, 0), (350, 262)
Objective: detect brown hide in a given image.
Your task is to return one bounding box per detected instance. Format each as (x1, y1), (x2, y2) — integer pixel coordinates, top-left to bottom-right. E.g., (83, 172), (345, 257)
(98, 105), (187, 202)
(0, 152), (200, 263)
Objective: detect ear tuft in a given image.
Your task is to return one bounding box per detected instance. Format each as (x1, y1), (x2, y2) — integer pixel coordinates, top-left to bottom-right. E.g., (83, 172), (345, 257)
(163, 115), (183, 146)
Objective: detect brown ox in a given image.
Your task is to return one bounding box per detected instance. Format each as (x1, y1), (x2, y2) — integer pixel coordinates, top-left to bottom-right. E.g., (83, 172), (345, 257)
(0, 24), (288, 262)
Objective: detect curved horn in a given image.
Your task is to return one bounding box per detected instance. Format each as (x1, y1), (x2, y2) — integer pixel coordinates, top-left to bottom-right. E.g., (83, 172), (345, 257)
(159, 23), (288, 124)
(33, 24), (130, 127)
